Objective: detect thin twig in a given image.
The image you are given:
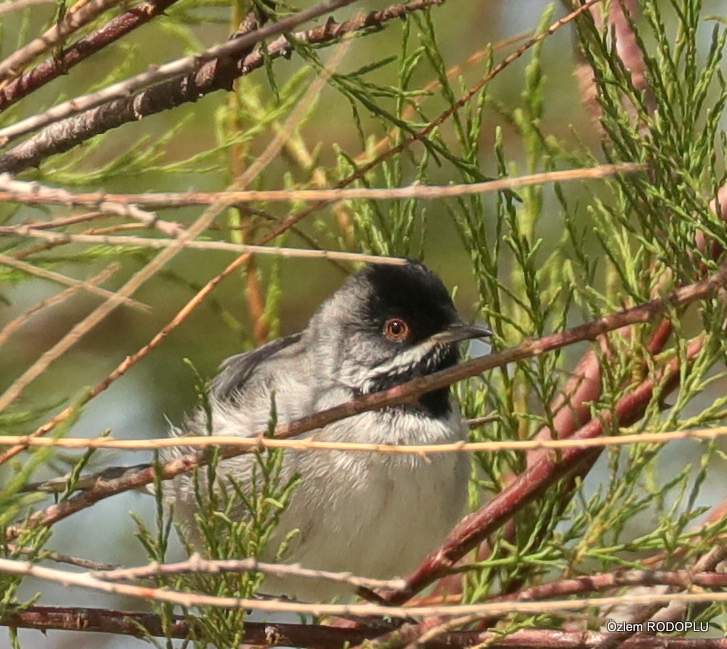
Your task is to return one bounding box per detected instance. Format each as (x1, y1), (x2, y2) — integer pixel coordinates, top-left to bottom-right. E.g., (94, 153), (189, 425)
(0, 164), (644, 207)
(93, 553), (405, 590)
(0, 227), (407, 265)
(2, 556), (727, 618)
(8, 423), (727, 456)
(0, 262), (119, 346)
(0, 253), (147, 311)
(0, 174), (183, 237)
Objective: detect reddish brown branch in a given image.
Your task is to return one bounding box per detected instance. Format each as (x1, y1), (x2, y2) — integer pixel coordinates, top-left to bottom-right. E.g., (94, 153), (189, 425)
(379, 335), (707, 605)
(0, 0), (181, 112)
(0, 0), (444, 174)
(2, 606), (725, 648)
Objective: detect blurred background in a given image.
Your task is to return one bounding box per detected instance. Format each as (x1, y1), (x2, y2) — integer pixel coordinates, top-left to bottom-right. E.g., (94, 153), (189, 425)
(1, 1), (726, 647)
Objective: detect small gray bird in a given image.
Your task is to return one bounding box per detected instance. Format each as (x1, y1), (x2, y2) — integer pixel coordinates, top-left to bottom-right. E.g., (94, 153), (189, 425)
(164, 261), (490, 600)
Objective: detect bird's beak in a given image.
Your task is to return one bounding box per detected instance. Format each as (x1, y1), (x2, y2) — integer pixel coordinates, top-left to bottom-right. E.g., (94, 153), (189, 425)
(430, 322), (492, 345)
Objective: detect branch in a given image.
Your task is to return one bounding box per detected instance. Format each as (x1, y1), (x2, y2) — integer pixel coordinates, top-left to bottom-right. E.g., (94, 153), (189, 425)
(0, 174), (183, 237)
(0, 0), (361, 146)
(2, 606), (725, 648)
(5, 264), (725, 539)
(0, 0), (181, 111)
(10, 423), (727, 462)
(0, 164), (644, 207)
(4, 554), (727, 619)
(0, 0), (441, 173)
(1, 225), (406, 265)
(92, 553), (405, 590)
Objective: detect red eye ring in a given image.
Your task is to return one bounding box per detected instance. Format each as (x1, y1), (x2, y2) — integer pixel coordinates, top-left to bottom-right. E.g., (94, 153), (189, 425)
(384, 318), (409, 342)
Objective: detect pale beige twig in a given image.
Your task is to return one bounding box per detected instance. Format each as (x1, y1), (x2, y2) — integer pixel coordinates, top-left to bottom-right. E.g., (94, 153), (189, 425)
(0, 164), (644, 209)
(1, 227), (406, 266)
(0, 0), (359, 145)
(1, 556), (726, 619)
(0, 254), (147, 311)
(0, 0), (54, 14)
(6, 424), (727, 455)
(0, 263), (119, 347)
(0, 175), (182, 237)
(0, 0), (120, 80)
(93, 553), (405, 590)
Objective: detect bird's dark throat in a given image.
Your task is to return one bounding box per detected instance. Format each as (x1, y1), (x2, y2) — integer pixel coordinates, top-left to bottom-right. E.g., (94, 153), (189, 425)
(364, 344), (458, 418)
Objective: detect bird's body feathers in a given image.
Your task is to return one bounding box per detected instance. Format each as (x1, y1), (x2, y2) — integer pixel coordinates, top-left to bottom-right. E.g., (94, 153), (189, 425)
(163, 263), (482, 600)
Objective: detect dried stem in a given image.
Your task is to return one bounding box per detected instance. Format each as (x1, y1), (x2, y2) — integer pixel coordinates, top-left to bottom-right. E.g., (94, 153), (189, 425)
(0, 227), (407, 265)
(0, 163), (644, 207)
(0, 253), (147, 310)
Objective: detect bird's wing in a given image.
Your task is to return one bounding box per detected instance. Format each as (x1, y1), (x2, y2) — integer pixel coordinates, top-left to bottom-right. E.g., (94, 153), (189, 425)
(211, 332), (303, 401)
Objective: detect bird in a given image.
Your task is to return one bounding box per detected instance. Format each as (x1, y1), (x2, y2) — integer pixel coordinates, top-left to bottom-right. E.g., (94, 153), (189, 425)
(162, 261), (490, 601)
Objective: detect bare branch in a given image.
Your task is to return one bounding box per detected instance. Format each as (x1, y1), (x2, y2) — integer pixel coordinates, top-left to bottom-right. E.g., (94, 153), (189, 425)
(0, 0), (443, 173)
(93, 553), (405, 590)
(0, 0), (181, 110)
(0, 174), (183, 237)
(2, 607), (726, 648)
(9, 422), (727, 458)
(2, 556), (727, 619)
(1, 227), (408, 265)
(0, 0), (360, 145)
(0, 253), (147, 310)
(0, 164), (644, 207)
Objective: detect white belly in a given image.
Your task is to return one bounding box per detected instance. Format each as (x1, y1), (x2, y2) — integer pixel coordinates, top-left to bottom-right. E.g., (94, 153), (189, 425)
(262, 409), (469, 600)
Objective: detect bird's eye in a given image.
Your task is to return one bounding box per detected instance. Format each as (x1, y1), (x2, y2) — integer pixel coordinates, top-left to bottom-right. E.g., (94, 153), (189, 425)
(384, 318), (409, 342)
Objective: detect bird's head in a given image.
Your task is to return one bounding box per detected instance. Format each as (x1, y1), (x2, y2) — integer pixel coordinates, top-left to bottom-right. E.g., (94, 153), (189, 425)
(307, 261), (490, 415)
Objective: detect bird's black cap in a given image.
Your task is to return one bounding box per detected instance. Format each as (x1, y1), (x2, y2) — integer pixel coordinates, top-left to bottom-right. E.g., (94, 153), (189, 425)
(354, 261), (459, 343)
